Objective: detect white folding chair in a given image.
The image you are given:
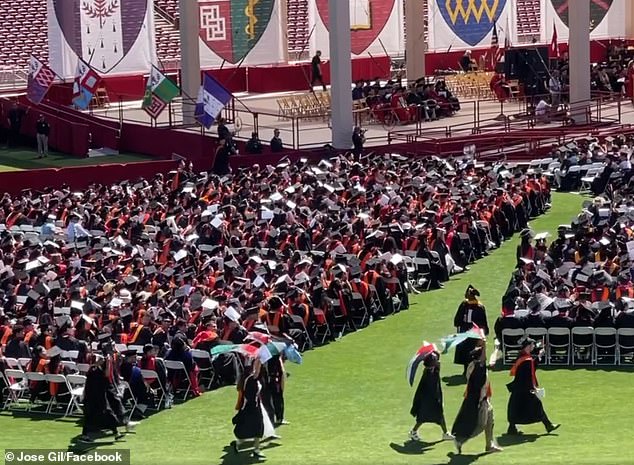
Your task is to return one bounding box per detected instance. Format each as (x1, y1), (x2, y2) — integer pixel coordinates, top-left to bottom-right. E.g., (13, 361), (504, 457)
(502, 328), (525, 365)
(24, 372), (47, 412)
(17, 358), (32, 370)
(64, 374), (86, 417)
(547, 328), (571, 365)
(594, 327), (617, 365)
(288, 313), (313, 350)
(413, 257), (432, 291)
(163, 360), (192, 400)
(3, 358), (22, 370)
(61, 361), (78, 372)
(62, 350), (79, 360)
(571, 326), (594, 365)
(191, 349), (215, 390)
(45, 374), (72, 414)
(76, 363), (90, 374)
(617, 328), (634, 365)
(128, 345), (144, 354)
(115, 344), (128, 353)
(119, 380), (140, 421)
(525, 327), (548, 353)
(2, 369), (29, 410)
(140, 369), (166, 410)
(514, 309), (529, 318)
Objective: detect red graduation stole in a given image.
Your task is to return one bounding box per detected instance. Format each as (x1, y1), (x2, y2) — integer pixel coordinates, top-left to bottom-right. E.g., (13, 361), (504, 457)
(510, 354), (538, 388)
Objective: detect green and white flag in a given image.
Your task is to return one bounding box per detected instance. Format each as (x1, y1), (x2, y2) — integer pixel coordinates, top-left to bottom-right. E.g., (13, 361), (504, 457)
(142, 65), (180, 119)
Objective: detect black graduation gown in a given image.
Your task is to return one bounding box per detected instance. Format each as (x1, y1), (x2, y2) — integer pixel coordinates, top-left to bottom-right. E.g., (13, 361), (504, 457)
(261, 356), (284, 424)
(506, 356), (545, 425)
(82, 367), (121, 434)
(410, 367), (444, 425)
(452, 362), (487, 440)
(453, 301), (489, 366)
(233, 374), (265, 440)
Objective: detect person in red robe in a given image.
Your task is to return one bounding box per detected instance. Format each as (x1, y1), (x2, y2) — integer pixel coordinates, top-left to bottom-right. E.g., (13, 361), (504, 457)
(490, 72), (510, 102)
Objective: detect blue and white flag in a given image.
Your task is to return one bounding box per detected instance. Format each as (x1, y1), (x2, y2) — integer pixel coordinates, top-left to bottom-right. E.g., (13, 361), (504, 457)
(195, 73), (232, 129)
(72, 58), (101, 110)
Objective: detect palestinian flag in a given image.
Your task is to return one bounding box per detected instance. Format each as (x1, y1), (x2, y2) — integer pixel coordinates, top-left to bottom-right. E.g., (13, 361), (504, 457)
(440, 323), (486, 354)
(406, 342), (438, 386)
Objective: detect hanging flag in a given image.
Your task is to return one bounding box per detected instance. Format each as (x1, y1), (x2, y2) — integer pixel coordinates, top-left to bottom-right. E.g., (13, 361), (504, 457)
(550, 21), (560, 59)
(504, 16), (512, 50)
(440, 323), (486, 354)
(489, 21), (503, 70)
(195, 73), (232, 129)
(72, 58), (101, 110)
(142, 65), (180, 119)
(26, 56), (56, 105)
(406, 342), (438, 386)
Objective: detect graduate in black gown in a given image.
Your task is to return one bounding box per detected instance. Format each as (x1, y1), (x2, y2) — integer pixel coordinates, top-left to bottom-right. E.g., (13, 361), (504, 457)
(408, 352), (454, 442)
(79, 355), (124, 442)
(453, 285), (489, 375)
(451, 343), (502, 454)
(261, 355), (289, 427)
(506, 338), (560, 435)
(232, 359), (267, 459)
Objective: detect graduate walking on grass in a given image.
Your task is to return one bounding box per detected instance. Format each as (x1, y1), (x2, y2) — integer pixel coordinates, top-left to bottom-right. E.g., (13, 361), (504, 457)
(506, 338), (561, 436)
(232, 358), (278, 460)
(453, 285), (490, 377)
(451, 341), (503, 454)
(408, 350), (454, 443)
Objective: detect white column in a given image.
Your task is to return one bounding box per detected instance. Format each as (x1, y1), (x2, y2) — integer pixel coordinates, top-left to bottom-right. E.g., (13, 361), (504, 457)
(179, 0), (201, 125)
(568, 0), (590, 123)
(329, 0), (353, 149)
(405, 0), (426, 82)
(625, 0), (634, 39)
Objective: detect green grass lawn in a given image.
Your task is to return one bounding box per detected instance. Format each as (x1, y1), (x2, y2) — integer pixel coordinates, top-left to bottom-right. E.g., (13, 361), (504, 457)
(2, 193), (632, 465)
(0, 147), (152, 172)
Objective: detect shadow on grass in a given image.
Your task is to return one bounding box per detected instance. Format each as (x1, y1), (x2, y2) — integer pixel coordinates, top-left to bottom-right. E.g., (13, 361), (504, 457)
(442, 374), (466, 386)
(539, 365), (634, 373)
(496, 432), (545, 447)
(441, 451), (489, 465)
(67, 430), (134, 454)
(219, 442), (282, 465)
(389, 439), (443, 455)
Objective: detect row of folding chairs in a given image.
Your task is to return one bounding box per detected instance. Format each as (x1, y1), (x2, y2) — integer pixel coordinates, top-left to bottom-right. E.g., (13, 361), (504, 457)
(1, 369), (86, 417)
(501, 327), (634, 366)
(276, 91), (330, 120)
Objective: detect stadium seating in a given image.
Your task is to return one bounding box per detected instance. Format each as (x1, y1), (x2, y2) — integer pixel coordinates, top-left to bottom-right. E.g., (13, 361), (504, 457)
(0, 1), (48, 68)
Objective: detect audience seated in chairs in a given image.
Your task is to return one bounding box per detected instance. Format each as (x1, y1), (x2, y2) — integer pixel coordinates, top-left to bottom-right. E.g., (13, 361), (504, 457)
(494, 176), (634, 365)
(0, 151), (551, 413)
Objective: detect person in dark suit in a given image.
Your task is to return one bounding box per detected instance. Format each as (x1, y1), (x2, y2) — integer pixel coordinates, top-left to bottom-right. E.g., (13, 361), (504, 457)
(270, 129), (283, 153)
(310, 51), (327, 91)
(245, 132), (263, 154)
(524, 298), (547, 328)
(4, 324), (31, 358)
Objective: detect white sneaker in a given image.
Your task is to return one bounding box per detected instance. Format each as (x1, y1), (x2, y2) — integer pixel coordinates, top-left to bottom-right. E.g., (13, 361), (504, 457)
(125, 421), (140, 432)
(443, 432), (455, 441)
(408, 430), (421, 442)
(487, 444), (503, 453)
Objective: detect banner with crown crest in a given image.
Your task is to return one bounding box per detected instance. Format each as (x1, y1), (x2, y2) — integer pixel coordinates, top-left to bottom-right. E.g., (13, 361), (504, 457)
(544, 0), (625, 43)
(198, 0), (286, 67)
(47, 0), (156, 79)
(428, 0), (510, 51)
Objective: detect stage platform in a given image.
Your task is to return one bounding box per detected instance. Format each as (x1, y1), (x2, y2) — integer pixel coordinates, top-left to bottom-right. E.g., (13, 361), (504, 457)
(89, 88), (631, 152)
